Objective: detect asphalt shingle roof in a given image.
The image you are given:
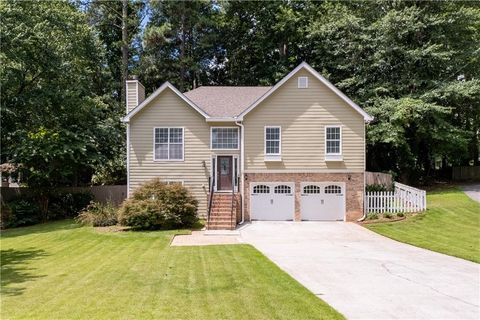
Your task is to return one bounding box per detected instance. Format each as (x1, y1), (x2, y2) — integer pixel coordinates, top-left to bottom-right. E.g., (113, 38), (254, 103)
(183, 86), (272, 117)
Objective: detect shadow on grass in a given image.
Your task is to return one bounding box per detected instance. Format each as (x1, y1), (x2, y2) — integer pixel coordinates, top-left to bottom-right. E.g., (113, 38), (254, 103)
(1, 248), (49, 296)
(1, 219), (81, 239)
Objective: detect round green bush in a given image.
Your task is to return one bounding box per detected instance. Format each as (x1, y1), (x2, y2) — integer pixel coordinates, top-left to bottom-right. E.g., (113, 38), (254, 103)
(118, 179), (198, 230)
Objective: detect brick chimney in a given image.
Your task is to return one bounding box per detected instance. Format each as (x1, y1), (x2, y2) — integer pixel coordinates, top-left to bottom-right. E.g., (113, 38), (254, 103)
(126, 76), (145, 114)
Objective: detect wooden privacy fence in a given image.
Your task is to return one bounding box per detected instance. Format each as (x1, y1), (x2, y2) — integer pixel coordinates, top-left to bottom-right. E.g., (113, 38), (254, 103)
(452, 166), (480, 181)
(365, 171), (393, 189)
(0, 185), (127, 206)
(365, 182), (426, 214)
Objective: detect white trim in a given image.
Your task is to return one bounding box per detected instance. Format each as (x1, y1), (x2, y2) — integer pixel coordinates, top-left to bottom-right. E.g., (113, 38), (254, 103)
(298, 76), (308, 89)
(264, 126), (281, 156)
(153, 127), (185, 162)
(210, 127), (240, 150)
(126, 123), (130, 197)
(206, 117), (238, 122)
(122, 82), (209, 122)
(235, 121), (245, 224)
(237, 62), (373, 122)
(244, 169), (364, 173)
(214, 155), (236, 192)
(325, 125), (342, 157)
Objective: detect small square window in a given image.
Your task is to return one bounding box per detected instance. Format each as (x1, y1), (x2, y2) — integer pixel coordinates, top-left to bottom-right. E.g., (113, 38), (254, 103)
(298, 77), (308, 89)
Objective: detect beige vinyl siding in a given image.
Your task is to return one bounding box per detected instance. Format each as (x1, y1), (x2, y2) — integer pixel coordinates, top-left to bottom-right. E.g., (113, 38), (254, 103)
(129, 88), (212, 215)
(129, 90), (240, 215)
(138, 82), (145, 105)
(243, 69), (365, 172)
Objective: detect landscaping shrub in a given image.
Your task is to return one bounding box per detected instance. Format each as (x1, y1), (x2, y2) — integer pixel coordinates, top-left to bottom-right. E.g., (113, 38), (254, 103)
(397, 212), (405, 217)
(383, 213), (393, 219)
(49, 191), (93, 219)
(118, 179), (198, 230)
(3, 198), (41, 228)
(366, 212), (379, 220)
(76, 201), (118, 227)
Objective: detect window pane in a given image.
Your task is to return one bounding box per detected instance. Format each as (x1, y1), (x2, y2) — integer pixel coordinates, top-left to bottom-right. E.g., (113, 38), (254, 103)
(169, 143), (183, 160)
(326, 127), (341, 154)
(169, 128), (183, 143)
(155, 143), (168, 159)
(155, 128), (168, 143)
(212, 128), (238, 149)
(265, 127), (280, 155)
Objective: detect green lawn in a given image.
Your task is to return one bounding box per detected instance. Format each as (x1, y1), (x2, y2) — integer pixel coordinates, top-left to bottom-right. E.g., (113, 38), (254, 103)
(1, 220), (343, 320)
(366, 187), (480, 263)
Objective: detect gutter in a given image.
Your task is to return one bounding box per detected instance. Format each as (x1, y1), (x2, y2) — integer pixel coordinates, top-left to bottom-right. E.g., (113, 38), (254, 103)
(235, 119), (245, 225)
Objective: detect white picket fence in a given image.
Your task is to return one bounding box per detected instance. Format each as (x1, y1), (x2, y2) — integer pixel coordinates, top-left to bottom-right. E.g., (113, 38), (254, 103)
(365, 182), (426, 214)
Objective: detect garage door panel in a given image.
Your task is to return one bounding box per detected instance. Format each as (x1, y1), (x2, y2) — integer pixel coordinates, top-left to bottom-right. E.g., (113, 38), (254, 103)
(251, 183), (294, 220)
(300, 183), (345, 221)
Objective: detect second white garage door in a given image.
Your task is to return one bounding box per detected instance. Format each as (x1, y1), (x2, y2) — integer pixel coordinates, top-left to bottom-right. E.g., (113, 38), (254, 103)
(250, 183), (295, 220)
(300, 183), (345, 221)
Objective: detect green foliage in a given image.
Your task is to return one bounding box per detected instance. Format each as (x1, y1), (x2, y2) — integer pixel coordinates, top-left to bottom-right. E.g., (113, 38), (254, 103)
(366, 184), (390, 192)
(76, 201), (118, 227)
(366, 212), (379, 220)
(49, 192), (94, 219)
(383, 213), (393, 219)
(118, 179), (198, 230)
(396, 212), (405, 218)
(3, 199), (41, 228)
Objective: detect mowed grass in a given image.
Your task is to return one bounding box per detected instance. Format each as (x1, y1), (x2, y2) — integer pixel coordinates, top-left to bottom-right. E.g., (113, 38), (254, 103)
(367, 187), (480, 263)
(1, 220), (343, 320)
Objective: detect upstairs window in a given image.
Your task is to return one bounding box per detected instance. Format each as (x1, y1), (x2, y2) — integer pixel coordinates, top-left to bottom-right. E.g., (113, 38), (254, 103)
(265, 126), (281, 155)
(325, 126), (342, 155)
(211, 127), (239, 149)
(298, 76), (308, 88)
(154, 127), (184, 160)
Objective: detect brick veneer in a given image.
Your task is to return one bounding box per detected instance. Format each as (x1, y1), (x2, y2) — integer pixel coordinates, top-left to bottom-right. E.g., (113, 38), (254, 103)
(243, 172), (364, 221)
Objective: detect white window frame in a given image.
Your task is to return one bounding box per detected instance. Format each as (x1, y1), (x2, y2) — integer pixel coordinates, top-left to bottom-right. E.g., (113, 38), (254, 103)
(298, 76), (309, 89)
(325, 125), (343, 161)
(264, 126), (282, 161)
(153, 127), (185, 161)
(210, 127), (239, 150)
(165, 180), (184, 186)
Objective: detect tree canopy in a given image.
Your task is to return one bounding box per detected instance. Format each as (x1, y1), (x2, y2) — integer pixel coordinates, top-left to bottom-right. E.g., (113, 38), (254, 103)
(1, 0), (479, 186)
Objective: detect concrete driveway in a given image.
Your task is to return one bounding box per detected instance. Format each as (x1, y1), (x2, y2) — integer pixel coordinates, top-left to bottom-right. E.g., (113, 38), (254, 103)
(460, 183), (480, 202)
(240, 222), (480, 320)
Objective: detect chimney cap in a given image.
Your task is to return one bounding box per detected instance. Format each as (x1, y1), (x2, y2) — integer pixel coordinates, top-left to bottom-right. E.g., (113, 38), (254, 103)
(130, 75), (138, 80)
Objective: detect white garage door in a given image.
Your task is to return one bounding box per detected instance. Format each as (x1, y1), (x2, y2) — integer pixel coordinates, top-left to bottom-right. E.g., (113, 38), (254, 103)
(250, 183), (295, 220)
(300, 183), (345, 221)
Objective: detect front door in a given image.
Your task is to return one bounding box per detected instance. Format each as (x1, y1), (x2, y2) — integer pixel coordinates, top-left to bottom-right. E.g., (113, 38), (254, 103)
(217, 156), (233, 191)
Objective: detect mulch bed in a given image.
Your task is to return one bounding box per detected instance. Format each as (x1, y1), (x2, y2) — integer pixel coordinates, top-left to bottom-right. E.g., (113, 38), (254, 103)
(359, 215), (406, 224)
(94, 225), (131, 233)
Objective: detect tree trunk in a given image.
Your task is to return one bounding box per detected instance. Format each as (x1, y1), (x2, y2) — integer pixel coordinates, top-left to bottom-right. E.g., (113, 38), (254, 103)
(179, 3), (186, 91)
(121, 0), (128, 112)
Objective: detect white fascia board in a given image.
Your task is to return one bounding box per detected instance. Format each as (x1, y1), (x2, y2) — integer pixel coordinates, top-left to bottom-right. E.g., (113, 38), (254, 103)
(122, 82), (210, 122)
(238, 62), (373, 122)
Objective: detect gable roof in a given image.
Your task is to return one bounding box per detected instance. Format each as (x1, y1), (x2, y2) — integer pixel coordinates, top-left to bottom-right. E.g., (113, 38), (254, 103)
(122, 82), (209, 122)
(183, 86), (271, 118)
(238, 62), (373, 122)
(122, 62), (373, 123)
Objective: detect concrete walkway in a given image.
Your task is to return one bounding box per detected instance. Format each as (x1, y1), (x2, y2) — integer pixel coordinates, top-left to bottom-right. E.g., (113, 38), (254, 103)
(240, 222), (480, 320)
(460, 183), (480, 202)
(171, 231), (240, 246)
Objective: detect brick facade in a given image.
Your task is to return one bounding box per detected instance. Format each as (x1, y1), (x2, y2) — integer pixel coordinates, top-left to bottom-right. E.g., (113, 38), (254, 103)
(243, 172), (364, 221)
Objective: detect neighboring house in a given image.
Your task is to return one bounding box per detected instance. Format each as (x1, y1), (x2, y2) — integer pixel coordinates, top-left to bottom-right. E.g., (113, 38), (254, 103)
(122, 62), (373, 229)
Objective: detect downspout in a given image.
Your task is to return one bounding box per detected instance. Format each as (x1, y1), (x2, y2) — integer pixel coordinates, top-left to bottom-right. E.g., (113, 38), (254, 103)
(357, 120), (369, 222)
(235, 119), (245, 224)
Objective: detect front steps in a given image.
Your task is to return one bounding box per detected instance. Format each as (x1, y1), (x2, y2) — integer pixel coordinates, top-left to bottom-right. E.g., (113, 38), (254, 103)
(207, 193), (240, 230)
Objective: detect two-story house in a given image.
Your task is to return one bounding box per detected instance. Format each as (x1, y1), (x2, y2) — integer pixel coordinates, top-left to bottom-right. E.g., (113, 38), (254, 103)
(122, 62), (373, 229)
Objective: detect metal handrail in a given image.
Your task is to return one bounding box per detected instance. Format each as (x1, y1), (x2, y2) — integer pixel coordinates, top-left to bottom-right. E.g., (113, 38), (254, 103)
(207, 177), (214, 229)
